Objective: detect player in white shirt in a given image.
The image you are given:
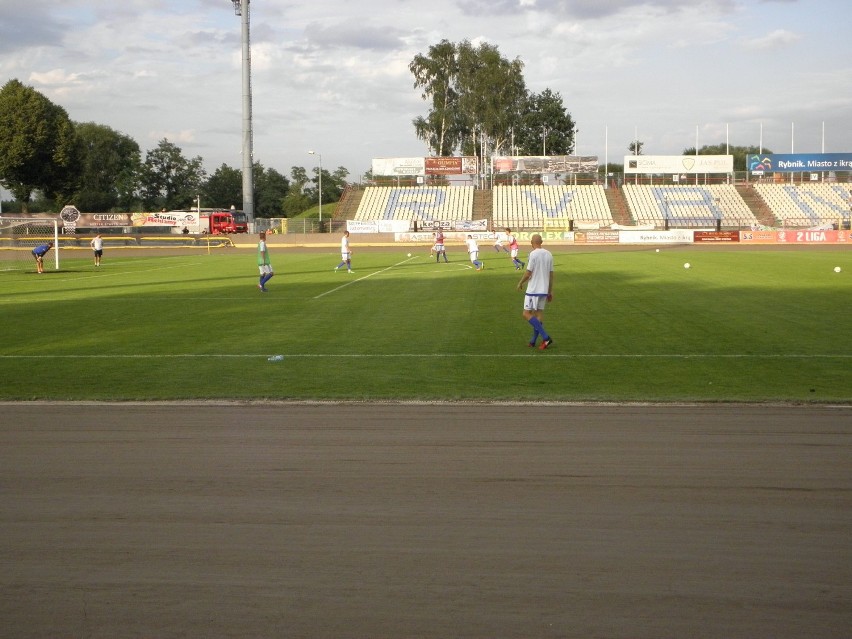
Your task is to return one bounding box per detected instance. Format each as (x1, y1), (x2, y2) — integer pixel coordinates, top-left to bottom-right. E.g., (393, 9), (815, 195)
(516, 234), (554, 349)
(90, 233), (104, 267)
(465, 235), (484, 271)
(334, 230), (353, 273)
(493, 229), (509, 253)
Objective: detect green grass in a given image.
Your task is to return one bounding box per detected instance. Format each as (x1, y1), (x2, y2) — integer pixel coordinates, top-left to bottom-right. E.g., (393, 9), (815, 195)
(1, 246), (850, 402)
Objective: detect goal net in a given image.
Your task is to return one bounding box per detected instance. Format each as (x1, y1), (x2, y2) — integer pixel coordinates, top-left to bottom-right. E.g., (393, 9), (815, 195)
(0, 217), (60, 272)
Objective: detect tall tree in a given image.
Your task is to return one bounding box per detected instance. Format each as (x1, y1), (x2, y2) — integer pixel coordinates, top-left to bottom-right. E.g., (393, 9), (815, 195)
(74, 122), (141, 212)
(139, 139), (206, 211)
(409, 39), (461, 156)
(455, 40), (527, 160)
(281, 166), (312, 218)
(202, 163), (243, 209)
(410, 40), (537, 163)
(254, 164), (290, 218)
(628, 140), (644, 155)
(0, 79), (80, 212)
(513, 88), (576, 156)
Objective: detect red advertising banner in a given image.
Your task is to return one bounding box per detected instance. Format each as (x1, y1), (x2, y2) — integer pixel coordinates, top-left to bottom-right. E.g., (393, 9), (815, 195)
(694, 231), (740, 242)
(574, 230), (619, 244)
(424, 157), (477, 175)
(777, 230), (841, 244)
(740, 230), (852, 244)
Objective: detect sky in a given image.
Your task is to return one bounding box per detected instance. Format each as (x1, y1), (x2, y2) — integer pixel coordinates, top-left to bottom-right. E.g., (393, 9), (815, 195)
(1, 0), (850, 189)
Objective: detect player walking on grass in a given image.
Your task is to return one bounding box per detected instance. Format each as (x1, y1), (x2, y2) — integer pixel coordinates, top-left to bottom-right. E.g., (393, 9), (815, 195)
(90, 233), (103, 266)
(434, 230), (448, 263)
(493, 228), (509, 253)
(256, 231), (274, 292)
(517, 234), (554, 350)
(335, 230), (353, 273)
(31, 241), (53, 273)
(465, 234), (483, 271)
(506, 228), (525, 270)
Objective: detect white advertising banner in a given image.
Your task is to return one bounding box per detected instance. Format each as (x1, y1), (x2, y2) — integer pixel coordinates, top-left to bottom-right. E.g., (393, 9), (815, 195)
(372, 157), (426, 176)
(618, 230), (695, 244)
(346, 219), (411, 233)
(624, 155), (733, 174)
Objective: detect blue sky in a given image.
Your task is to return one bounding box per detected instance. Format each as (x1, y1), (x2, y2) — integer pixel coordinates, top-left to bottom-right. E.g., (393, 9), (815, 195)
(1, 0), (849, 188)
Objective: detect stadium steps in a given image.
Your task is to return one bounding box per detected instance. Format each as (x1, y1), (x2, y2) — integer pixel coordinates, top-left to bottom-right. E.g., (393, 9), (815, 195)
(735, 185), (776, 227)
(333, 185), (364, 220)
(474, 189), (493, 225)
(605, 187), (633, 225)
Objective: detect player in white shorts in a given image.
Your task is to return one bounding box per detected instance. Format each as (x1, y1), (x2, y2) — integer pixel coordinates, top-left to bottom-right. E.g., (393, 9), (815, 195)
(516, 233), (554, 349)
(465, 234), (484, 271)
(506, 228), (525, 270)
(335, 230), (353, 273)
(493, 229), (509, 253)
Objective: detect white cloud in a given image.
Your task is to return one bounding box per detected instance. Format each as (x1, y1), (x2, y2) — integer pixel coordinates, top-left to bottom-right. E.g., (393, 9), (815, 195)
(742, 28), (801, 50)
(1, 0), (848, 180)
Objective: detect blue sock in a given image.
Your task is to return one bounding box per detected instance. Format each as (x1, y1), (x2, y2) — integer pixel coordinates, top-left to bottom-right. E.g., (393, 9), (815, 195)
(529, 317), (550, 342)
(529, 328), (538, 345)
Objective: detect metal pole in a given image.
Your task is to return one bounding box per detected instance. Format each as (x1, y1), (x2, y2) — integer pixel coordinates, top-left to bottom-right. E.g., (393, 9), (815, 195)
(238, 0), (255, 223)
(309, 151), (322, 226)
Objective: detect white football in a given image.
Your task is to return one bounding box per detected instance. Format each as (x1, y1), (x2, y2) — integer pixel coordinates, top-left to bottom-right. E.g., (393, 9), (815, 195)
(407, 253), (412, 257)
(684, 262), (691, 269)
(834, 266), (842, 273)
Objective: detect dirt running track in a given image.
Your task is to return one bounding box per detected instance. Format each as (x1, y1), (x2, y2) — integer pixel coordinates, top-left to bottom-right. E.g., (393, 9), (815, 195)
(1, 402), (850, 638)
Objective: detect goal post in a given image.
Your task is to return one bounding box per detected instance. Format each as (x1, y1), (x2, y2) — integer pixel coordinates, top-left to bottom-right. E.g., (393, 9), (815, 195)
(0, 217), (60, 272)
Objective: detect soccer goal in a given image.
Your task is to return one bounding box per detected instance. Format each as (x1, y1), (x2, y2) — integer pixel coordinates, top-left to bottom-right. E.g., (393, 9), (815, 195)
(0, 217), (60, 272)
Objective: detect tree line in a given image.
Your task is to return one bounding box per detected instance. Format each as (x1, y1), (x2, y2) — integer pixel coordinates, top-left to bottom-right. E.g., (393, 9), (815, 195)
(0, 79), (348, 215)
(3, 43), (774, 215)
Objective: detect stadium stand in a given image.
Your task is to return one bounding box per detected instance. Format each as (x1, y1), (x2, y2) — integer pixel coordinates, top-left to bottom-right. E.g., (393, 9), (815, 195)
(753, 183), (852, 227)
(492, 185), (613, 229)
(622, 184), (758, 228)
(354, 186), (474, 222)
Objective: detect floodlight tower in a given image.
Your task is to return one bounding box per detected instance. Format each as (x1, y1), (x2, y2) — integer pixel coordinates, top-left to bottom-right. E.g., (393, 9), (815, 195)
(231, 0), (255, 224)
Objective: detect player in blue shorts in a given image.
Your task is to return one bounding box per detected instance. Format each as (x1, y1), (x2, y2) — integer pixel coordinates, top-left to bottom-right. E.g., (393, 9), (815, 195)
(256, 231), (274, 291)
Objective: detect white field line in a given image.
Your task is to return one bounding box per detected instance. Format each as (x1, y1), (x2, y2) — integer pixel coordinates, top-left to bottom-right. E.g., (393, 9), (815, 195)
(1, 354), (849, 360)
(313, 256), (419, 299)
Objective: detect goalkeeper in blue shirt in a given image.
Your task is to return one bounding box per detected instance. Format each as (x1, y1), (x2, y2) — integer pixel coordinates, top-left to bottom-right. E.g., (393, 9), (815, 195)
(32, 242), (53, 274)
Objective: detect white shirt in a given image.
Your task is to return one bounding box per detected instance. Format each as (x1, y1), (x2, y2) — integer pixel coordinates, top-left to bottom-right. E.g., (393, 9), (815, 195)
(525, 247), (553, 295)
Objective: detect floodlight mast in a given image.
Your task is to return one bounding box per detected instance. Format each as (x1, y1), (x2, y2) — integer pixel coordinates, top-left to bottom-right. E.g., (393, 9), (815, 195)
(231, 0), (255, 224)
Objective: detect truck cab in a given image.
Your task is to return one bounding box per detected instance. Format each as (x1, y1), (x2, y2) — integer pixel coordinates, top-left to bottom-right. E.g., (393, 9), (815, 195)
(231, 211), (248, 233)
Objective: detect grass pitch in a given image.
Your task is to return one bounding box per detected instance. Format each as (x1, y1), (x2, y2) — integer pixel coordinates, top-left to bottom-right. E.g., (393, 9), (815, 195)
(1, 245), (849, 402)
